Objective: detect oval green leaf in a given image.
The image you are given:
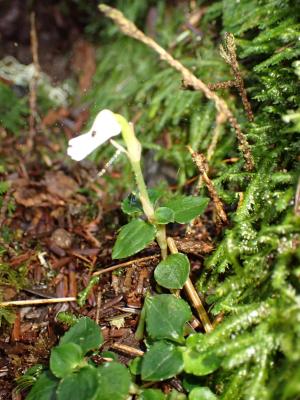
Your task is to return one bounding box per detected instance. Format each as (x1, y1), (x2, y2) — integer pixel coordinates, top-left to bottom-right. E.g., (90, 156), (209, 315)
(26, 371), (59, 400)
(60, 317), (103, 355)
(141, 341), (183, 381)
(57, 366), (98, 400)
(112, 219), (156, 259)
(145, 294), (192, 342)
(138, 388), (166, 400)
(183, 347), (221, 376)
(154, 253), (190, 289)
(121, 194), (143, 216)
(95, 361), (131, 400)
(50, 343), (83, 378)
(154, 207), (175, 224)
(189, 387), (218, 400)
(164, 196), (209, 224)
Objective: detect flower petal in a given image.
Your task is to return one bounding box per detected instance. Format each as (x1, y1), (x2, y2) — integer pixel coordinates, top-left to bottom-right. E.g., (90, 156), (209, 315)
(67, 109), (121, 161)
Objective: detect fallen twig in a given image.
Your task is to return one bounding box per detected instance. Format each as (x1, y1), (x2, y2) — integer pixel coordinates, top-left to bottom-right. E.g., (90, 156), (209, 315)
(188, 145), (228, 224)
(28, 12), (40, 149)
(92, 254), (159, 277)
(0, 297), (76, 307)
(110, 342), (144, 357)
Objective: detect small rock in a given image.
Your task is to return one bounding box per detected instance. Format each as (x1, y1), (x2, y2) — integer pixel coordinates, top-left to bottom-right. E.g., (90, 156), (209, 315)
(50, 228), (73, 249)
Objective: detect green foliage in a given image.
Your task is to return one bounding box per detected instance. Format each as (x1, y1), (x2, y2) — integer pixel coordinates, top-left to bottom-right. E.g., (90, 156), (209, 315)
(77, 276), (100, 307)
(88, 0), (300, 398)
(154, 207), (175, 224)
(154, 253), (190, 289)
(189, 387), (218, 400)
(0, 83), (29, 133)
(112, 219), (156, 259)
(20, 0), (300, 398)
(50, 343), (84, 378)
(163, 196), (209, 224)
(145, 294), (192, 342)
(59, 317), (103, 355)
(16, 365), (44, 393)
(141, 341), (184, 381)
(25, 317), (131, 400)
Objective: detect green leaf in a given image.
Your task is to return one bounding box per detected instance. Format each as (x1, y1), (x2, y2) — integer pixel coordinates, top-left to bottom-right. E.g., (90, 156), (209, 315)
(154, 253), (190, 289)
(183, 335), (221, 376)
(121, 190), (162, 217)
(112, 219), (156, 259)
(168, 390), (187, 400)
(188, 387), (218, 400)
(60, 317), (103, 355)
(26, 371), (59, 400)
(129, 356), (143, 375)
(141, 341), (183, 381)
(154, 207), (175, 224)
(50, 343), (83, 378)
(164, 196), (209, 224)
(95, 361), (131, 400)
(145, 294), (192, 342)
(121, 194), (143, 216)
(138, 388), (166, 400)
(15, 364), (44, 393)
(57, 366), (98, 400)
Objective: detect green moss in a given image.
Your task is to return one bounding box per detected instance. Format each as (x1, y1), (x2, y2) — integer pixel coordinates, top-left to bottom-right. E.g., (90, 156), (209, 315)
(83, 0), (300, 398)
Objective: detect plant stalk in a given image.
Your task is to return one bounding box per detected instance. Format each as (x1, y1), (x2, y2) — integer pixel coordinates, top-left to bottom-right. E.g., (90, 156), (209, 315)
(116, 115), (168, 259)
(167, 237), (213, 333)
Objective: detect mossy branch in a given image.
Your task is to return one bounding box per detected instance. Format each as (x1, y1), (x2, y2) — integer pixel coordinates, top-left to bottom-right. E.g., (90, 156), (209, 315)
(99, 4), (254, 172)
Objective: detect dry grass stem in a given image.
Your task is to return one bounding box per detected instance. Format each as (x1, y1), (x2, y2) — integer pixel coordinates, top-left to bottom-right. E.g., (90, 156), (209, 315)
(99, 4), (254, 171)
(0, 297), (76, 307)
(92, 255), (159, 277)
(188, 145), (228, 224)
(110, 342), (144, 357)
(167, 237), (213, 333)
(95, 290), (102, 325)
(207, 111), (226, 162)
(28, 12), (40, 148)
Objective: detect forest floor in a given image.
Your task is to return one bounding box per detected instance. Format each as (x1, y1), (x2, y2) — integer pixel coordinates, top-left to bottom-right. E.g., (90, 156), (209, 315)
(0, 5), (214, 399)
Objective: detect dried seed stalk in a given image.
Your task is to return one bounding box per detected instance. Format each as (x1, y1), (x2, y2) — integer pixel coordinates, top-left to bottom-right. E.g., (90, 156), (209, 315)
(219, 33), (254, 122)
(188, 145), (228, 224)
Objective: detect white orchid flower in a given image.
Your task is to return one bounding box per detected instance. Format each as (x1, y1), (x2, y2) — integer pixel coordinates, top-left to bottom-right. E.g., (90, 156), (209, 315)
(67, 109), (122, 161)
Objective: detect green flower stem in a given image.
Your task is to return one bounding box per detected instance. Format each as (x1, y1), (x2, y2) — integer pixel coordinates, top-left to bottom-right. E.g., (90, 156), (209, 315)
(115, 114), (168, 260)
(130, 160), (155, 221)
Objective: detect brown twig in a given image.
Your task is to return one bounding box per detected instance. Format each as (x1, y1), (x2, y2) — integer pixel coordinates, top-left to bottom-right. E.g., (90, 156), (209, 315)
(95, 290), (102, 325)
(188, 145), (228, 224)
(99, 4), (254, 171)
(28, 12), (40, 149)
(0, 297), (76, 307)
(92, 255), (160, 277)
(167, 237), (213, 333)
(193, 111), (226, 194)
(219, 33), (254, 122)
(110, 342), (144, 357)
(207, 80), (237, 90)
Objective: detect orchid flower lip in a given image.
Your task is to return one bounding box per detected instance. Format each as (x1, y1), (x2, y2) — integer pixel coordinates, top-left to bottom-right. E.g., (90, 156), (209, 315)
(67, 109), (122, 161)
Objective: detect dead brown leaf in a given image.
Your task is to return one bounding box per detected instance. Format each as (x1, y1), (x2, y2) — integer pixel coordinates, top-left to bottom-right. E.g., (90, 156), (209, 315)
(44, 171), (78, 199)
